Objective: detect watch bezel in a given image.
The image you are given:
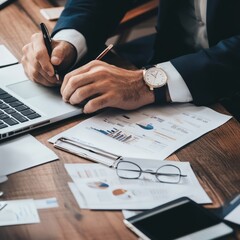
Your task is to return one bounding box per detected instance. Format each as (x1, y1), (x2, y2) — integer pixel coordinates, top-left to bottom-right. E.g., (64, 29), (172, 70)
(143, 67), (167, 90)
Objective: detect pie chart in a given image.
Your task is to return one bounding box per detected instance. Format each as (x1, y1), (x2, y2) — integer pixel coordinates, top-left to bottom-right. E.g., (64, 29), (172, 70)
(112, 188), (131, 199)
(87, 181), (109, 189)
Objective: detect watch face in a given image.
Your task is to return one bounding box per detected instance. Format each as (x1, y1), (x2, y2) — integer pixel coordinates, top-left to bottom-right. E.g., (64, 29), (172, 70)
(144, 67), (167, 88)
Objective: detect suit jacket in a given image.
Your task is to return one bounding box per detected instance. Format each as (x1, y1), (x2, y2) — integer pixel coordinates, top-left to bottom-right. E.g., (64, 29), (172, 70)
(53, 0), (240, 106)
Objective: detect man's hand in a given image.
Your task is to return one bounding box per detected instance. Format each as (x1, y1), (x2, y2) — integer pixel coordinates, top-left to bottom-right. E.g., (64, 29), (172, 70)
(61, 60), (155, 113)
(21, 32), (77, 86)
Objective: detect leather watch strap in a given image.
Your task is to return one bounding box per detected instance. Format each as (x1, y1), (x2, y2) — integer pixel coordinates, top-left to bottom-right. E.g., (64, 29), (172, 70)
(154, 85), (167, 105)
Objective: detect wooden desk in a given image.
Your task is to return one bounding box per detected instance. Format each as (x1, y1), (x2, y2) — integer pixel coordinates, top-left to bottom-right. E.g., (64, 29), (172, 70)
(0, 1), (240, 239)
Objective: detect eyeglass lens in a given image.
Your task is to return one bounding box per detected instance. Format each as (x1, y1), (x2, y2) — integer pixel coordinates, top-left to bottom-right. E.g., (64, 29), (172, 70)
(116, 161), (141, 179)
(156, 165), (181, 183)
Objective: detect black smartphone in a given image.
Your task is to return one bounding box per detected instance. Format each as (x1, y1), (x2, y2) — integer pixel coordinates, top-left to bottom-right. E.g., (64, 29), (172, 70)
(124, 197), (233, 240)
(0, 0), (15, 10)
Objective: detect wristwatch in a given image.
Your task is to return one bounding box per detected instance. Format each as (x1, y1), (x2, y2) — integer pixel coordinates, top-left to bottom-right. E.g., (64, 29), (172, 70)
(143, 65), (168, 104)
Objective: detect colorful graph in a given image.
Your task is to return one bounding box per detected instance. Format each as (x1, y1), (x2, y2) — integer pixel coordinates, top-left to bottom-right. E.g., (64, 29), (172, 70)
(112, 188), (131, 200)
(91, 127), (138, 143)
(87, 181), (109, 189)
(136, 123), (154, 130)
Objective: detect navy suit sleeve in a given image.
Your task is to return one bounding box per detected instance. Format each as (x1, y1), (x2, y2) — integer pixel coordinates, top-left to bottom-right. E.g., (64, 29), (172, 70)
(171, 35), (240, 105)
(53, 0), (134, 51)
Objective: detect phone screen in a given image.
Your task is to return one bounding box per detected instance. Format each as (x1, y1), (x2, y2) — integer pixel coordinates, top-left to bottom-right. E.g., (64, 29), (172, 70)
(131, 200), (220, 240)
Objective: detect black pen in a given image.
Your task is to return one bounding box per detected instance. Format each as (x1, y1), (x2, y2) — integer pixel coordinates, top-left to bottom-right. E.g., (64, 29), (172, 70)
(40, 22), (59, 80)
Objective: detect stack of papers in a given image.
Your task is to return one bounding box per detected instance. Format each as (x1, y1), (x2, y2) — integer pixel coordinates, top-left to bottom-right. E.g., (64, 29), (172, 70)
(50, 104), (231, 165)
(66, 158), (211, 210)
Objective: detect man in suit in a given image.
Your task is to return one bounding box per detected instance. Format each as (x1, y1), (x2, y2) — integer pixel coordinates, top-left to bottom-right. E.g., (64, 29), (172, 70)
(22, 0), (240, 115)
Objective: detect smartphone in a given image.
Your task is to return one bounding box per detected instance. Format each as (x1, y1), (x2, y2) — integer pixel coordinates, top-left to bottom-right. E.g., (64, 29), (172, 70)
(0, 0), (15, 10)
(123, 197), (233, 240)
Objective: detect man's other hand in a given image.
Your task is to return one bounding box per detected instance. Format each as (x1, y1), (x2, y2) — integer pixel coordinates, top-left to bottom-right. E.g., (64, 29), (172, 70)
(61, 60), (155, 113)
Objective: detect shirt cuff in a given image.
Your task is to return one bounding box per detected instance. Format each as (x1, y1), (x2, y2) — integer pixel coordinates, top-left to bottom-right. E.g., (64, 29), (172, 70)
(156, 61), (193, 102)
(53, 29), (88, 65)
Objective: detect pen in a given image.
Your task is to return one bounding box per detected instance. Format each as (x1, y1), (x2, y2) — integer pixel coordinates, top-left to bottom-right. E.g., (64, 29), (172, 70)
(40, 22), (59, 80)
(0, 203), (7, 211)
(95, 44), (114, 60)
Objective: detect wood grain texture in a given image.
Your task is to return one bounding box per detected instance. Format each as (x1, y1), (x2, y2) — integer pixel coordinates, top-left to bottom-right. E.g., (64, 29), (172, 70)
(0, 1), (239, 239)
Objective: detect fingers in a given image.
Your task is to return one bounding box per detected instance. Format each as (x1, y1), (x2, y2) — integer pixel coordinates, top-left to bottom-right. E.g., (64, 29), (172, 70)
(31, 33), (55, 77)
(22, 33), (59, 85)
(60, 61), (123, 113)
(51, 41), (68, 66)
(61, 60), (97, 92)
(61, 60), (107, 100)
(51, 41), (77, 73)
(68, 79), (109, 105)
(22, 45), (56, 86)
(83, 93), (113, 114)
(25, 63), (58, 87)
(60, 60), (153, 114)
(61, 72), (100, 102)
(60, 61), (117, 113)
(22, 32), (75, 87)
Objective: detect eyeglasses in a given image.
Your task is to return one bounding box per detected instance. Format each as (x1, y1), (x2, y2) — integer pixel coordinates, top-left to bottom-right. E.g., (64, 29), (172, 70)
(115, 160), (187, 184)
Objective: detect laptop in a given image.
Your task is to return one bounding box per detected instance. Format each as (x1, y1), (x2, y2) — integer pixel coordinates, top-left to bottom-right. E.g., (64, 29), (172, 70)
(0, 64), (82, 140)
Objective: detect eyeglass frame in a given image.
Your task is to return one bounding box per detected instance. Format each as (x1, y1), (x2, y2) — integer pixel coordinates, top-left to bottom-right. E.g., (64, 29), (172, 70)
(115, 160), (187, 184)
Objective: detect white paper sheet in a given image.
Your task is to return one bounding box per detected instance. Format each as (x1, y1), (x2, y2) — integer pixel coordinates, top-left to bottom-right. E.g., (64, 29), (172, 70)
(65, 159), (211, 210)
(34, 198), (59, 210)
(0, 45), (18, 68)
(50, 104), (231, 161)
(0, 199), (40, 226)
(224, 204), (240, 225)
(0, 134), (58, 176)
(68, 182), (88, 209)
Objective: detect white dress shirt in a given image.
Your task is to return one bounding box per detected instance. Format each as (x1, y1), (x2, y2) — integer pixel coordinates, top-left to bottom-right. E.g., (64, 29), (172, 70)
(53, 0), (208, 103)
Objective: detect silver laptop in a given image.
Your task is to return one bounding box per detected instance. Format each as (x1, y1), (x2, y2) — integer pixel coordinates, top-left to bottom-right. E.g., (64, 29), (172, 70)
(0, 64), (82, 140)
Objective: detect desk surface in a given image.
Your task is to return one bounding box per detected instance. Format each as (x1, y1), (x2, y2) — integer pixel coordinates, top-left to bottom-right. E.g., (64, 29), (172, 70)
(0, 1), (240, 239)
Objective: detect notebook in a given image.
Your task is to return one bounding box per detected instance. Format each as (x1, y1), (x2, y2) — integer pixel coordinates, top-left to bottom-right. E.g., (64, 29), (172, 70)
(0, 63), (82, 140)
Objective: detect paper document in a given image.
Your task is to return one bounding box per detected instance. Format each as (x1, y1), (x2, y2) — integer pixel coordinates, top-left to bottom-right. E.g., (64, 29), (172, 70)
(224, 205), (240, 225)
(0, 134), (58, 176)
(65, 158), (211, 210)
(0, 45), (18, 68)
(34, 198), (59, 210)
(223, 194), (240, 225)
(0, 199), (40, 226)
(68, 182), (88, 209)
(50, 104), (231, 163)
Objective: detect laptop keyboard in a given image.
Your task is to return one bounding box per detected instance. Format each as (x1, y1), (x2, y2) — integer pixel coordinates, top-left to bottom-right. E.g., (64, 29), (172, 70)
(0, 88), (41, 129)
